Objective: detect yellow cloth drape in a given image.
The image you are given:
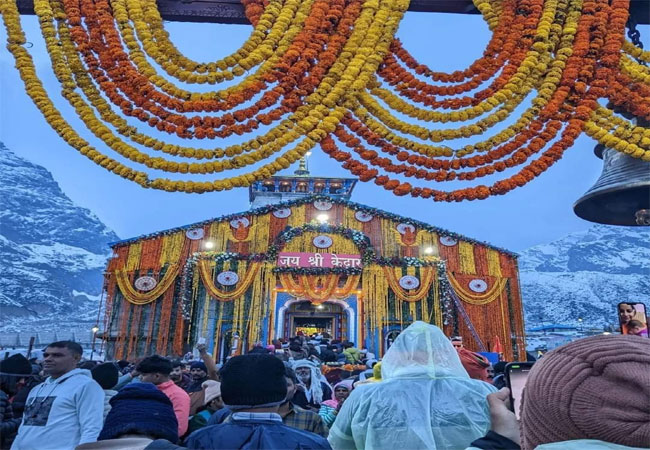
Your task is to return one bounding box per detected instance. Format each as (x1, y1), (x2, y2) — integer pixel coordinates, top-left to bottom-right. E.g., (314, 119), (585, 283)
(115, 264), (180, 305)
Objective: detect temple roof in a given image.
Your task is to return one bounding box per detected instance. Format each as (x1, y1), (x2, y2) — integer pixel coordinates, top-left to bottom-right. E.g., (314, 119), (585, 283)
(109, 194), (517, 256)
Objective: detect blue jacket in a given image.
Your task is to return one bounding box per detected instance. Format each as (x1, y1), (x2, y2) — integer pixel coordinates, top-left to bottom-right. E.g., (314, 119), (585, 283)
(185, 416), (331, 450)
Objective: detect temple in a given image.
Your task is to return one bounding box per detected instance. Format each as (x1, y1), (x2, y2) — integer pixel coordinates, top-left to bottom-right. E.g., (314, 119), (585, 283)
(101, 162), (526, 362)
(249, 158), (356, 207)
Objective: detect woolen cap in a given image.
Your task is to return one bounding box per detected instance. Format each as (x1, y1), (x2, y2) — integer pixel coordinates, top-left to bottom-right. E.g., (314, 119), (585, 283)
(190, 361), (207, 372)
(220, 354), (287, 409)
(0, 354), (32, 376)
(98, 383), (178, 443)
(520, 334), (650, 450)
(202, 379), (221, 405)
(91, 362), (119, 390)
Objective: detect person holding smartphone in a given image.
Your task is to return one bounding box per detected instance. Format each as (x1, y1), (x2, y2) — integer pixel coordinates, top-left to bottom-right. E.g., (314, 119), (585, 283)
(469, 334), (650, 450)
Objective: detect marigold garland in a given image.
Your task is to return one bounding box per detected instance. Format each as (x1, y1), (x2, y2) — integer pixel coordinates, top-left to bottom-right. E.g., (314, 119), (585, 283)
(1, 0), (648, 199)
(447, 274), (508, 305)
(198, 260), (262, 301)
(115, 264), (180, 305)
(382, 266), (436, 302)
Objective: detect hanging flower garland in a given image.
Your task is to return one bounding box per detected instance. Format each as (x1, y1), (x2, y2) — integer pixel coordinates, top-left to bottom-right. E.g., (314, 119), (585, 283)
(278, 273), (360, 303)
(2, 0), (647, 198)
(382, 266), (436, 302)
(115, 264), (180, 305)
(198, 260), (262, 301)
(447, 273), (508, 305)
(267, 223), (376, 263)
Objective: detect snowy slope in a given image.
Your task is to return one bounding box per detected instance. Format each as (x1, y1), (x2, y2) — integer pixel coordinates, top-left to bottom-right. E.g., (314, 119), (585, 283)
(519, 225), (650, 330)
(0, 142), (119, 331)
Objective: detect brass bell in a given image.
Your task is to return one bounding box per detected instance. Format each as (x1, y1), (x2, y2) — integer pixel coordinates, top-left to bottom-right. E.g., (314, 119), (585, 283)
(573, 143), (650, 226)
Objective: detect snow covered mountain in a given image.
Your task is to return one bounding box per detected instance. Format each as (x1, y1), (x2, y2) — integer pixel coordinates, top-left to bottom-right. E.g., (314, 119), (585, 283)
(519, 224), (650, 330)
(0, 142), (119, 332)
(1, 140), (647, 337)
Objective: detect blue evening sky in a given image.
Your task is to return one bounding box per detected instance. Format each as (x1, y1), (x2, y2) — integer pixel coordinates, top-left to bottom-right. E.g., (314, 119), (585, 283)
(1, 11), (647, 251)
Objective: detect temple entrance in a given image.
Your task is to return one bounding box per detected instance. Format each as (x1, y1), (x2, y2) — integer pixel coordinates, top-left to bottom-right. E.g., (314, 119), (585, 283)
(285, 300), (346, 340)
(293, 317), (333, 336)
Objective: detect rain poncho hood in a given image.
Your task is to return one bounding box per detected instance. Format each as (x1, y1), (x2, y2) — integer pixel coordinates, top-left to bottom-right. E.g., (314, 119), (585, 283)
(343, 347), (362, 364)
(328, 321), (496, 450)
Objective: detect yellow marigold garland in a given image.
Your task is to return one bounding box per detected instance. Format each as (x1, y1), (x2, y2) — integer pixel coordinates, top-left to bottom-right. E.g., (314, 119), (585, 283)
(2, 0), (648, 197)
(382, 266), (435, 302)
(116, 264), (180, 305)
(113, 0), (306, 97)
(198, 260), (262, 300)
(125, 0), (286, 81)
(447, 273), (507, 306)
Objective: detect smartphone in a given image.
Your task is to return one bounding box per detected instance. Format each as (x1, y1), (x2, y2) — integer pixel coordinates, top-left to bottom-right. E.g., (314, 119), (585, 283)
(617, 302), (649, 338)
(505, 362), (534, 420)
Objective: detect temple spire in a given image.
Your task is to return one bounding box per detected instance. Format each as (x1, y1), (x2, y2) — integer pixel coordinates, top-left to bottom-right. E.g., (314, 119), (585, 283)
(294, 157), (310, 176)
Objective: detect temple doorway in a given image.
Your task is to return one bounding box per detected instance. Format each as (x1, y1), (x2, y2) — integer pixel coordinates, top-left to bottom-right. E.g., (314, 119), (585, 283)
(285, 300), (346, 340)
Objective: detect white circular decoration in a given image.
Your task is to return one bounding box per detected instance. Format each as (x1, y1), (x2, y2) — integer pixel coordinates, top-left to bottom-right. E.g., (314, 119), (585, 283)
(355, 211), (373, 222)
(314, 200), (333, 211)
(313, 235), (333, 249)
(397, 223), (416, 235)
(186, 228), (204, 240)
(440, 236), (458, 246)
(469, 279), (488, 293)
(134, 276), (157, 292)
(217, 271), (239, 286)
(399, 275), (420, 290)
(230, 217), (250, 229)
(273, 208), (292, 219)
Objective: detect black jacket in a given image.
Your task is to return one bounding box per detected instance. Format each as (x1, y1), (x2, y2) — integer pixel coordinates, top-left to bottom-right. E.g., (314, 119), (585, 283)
(0, 390), (21, 450)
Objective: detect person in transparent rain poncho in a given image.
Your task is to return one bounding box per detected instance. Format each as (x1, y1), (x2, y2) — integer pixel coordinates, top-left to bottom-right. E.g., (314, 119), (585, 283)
(328, 321), (496, 450)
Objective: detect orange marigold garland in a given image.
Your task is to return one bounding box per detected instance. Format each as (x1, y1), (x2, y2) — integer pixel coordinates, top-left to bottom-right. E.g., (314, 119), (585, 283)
(2, 0), (647, 197)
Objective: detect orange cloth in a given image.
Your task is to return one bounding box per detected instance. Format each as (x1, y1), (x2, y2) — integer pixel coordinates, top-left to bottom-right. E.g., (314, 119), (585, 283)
(458, 348), (490, 381)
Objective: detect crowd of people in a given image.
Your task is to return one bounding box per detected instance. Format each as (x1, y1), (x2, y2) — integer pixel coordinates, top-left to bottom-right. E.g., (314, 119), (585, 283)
(0, 322), (648, 450)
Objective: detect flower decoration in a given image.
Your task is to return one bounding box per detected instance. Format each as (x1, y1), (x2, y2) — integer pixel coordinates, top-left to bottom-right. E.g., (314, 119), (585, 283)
(230, 218), (250, 229)
(217, 271), (239, 286)
(273, 208), (292, 218)
(469, 279), (488, 293)
(314, 200), (333, 211)
(354, 211), (373, 222)
(440, 236), (458, 247)
(313, 235), (333, 249)
(186, 228), (204, 240)
(398, 275), (420, 290)
(134, 276), (157, 291)
(396, 223), (416, 235)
